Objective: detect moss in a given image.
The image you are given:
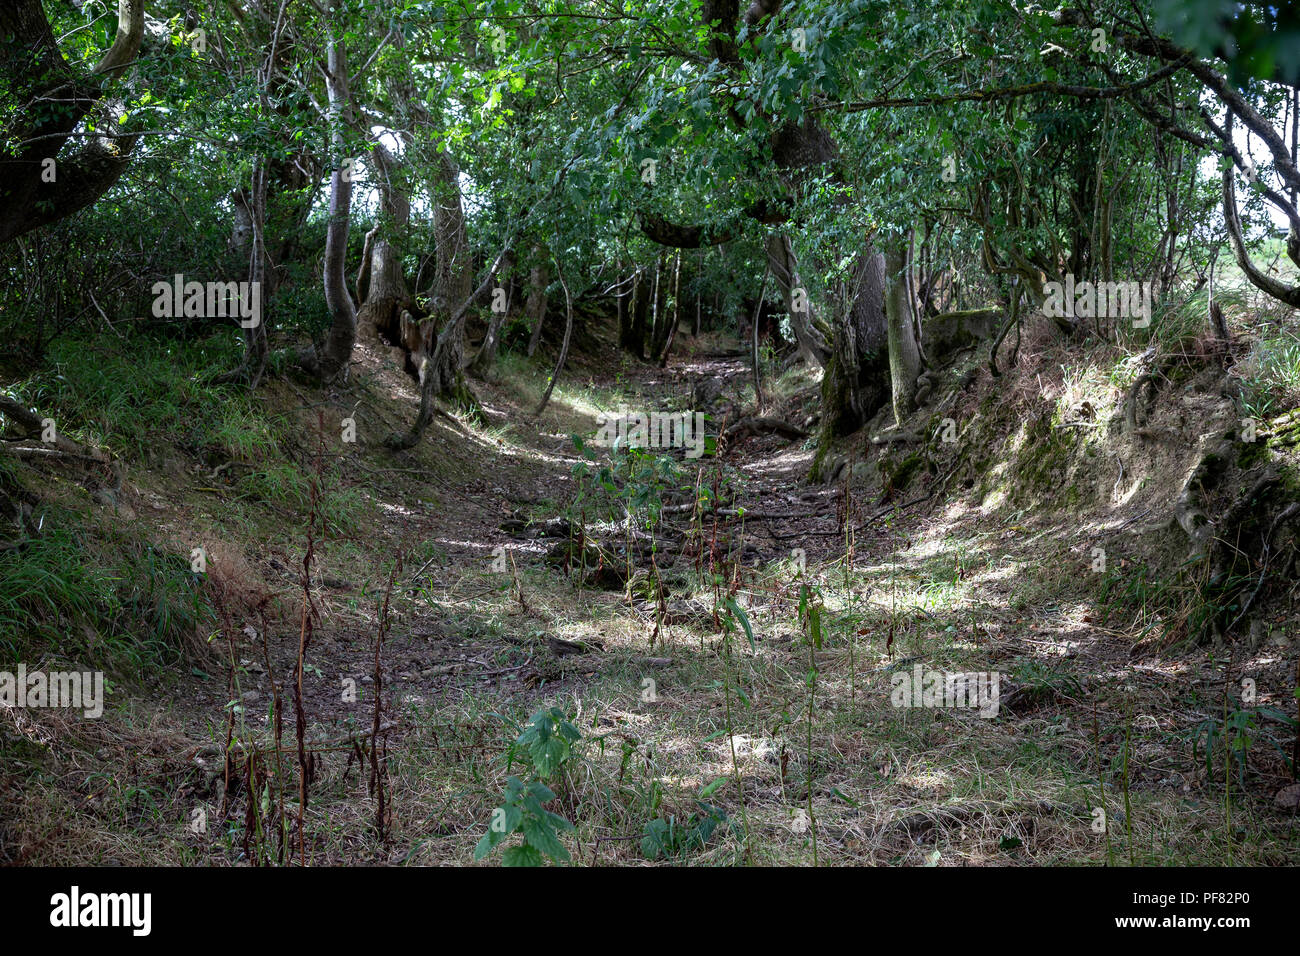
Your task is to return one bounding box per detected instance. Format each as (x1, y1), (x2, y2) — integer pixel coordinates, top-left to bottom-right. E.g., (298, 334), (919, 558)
(1238, 439), (1269, 468)
(1278, 461), (1300, 496)
(1266, 410), (1300, 449)
(809, 424), (836, 484)
(1014, 413), (1075, 501)
(879, 450), (925, 496)
(810, 352), (849, 483)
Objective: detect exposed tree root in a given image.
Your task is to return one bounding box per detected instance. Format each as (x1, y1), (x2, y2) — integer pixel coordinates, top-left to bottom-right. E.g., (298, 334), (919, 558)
(1225, 502), (1300, 635)
(1170, 436), (1299, 641)
(1171, 438), (1232, 561)
(1124, 372), (1161, 437)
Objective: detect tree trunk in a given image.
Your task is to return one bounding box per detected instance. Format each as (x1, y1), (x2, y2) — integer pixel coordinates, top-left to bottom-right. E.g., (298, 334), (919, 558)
(657, 251), (682, 366)
(468, 268), (512, 377)
(534, 264), (573, 415)
(818, 250), (889, 453)
(627, 268), (649, 357)
(617, 265), (633, 348)
(648, 254), (665, 358)
(694, 248), (704, 335)
(242, 160), (270, 385)
(750, 266), (770, 410)
(0, 0), (146, 246)
(314, 2), (357, 383)
(359, 238), (411, 344)
(525, 247), (549, 358)
(418, 149), (475, 400)
(885, 242), (921, 425)
(391, 247), (514, 448)
(765, 234), (831, 365)
(356, 134), (417, 376)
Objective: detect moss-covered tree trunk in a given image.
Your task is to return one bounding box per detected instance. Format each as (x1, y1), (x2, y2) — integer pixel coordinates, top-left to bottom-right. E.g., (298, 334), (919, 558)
(315, 2), (358, 384)
(811, 249), (890, 479)
(0, 0), (145, 246)
(885, 241), (921, 425)
(525, 246), (549, 358)
(419, 149), (475, 402)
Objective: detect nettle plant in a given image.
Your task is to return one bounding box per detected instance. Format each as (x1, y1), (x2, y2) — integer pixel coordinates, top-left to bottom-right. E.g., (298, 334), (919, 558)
(571, 434), (687, 523)
(1192, 702), (1298, 787)
(641, 801), (729, 861)
(475, 706), (581, 866)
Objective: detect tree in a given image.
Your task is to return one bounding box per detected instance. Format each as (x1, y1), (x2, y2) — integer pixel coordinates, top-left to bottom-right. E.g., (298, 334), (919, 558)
(884, 240), (920, 424)
(0, 0), (146, 245)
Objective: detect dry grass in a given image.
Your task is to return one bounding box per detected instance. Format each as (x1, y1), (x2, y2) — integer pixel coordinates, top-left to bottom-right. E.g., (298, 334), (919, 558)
(4, 327), (1299, 867)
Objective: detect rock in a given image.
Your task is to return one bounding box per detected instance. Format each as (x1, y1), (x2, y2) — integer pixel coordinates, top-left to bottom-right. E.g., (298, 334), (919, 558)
(1275, 784), (1300, 809)
(546, 635), (604, 656)
(923, 308), (999, 365)
(691, 376), (725, 407)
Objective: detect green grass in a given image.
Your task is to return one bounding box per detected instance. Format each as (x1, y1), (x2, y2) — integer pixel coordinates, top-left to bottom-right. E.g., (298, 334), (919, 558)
(1241, 324), (1300, 420)
(7, 333), (242, 458)
(0, 509), (208, 673)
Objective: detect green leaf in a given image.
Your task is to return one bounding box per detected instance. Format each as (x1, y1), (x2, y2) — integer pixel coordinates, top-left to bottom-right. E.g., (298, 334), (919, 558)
(641, 818), (669, 859)
(522, 814), (570, 862)
(474, 827), (497, 860)
(532, 736), (567, 777)
(724, 597), (756, 652)
(699, 776), (728, 798)
(526, 781), (556, 803)
(543, 809), (575, 832)
(505, 776), (526, 801)
(501, 843), (544, 867)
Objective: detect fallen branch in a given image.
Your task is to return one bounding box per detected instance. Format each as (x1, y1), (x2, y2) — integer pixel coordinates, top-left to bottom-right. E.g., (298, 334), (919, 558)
(724, 416), (808, 441)
(0, 396), (109, 462)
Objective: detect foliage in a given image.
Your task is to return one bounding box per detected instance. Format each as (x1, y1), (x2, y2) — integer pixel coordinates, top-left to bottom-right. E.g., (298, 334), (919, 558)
(641, 802), (729, 861)
(474, 775), (577, 867)
(0, 512), (207, 673)
(475, 707), (581, 866)
(1192, 705), (1299, 785)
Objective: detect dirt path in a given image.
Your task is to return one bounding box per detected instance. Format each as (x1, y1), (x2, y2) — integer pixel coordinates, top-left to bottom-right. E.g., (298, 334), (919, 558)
(8, 332), (1298, 866)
